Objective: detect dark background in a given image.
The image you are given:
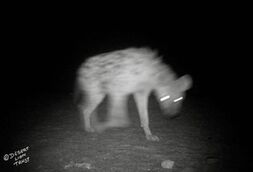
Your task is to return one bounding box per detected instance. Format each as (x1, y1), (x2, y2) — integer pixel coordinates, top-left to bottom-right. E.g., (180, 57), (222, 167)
(3, 24), (237, 112)
(2, 0), (246, 116)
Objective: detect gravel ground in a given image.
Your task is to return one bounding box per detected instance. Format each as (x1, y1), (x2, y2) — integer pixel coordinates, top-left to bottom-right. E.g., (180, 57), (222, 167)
(2, 93), (240, 172)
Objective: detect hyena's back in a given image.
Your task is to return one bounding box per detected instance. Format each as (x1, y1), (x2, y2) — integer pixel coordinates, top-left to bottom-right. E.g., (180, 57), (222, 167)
(77, 48), (175, 95)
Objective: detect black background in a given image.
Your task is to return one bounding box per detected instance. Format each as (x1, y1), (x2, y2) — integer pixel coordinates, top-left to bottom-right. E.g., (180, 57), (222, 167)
(3, 20), (238, 111)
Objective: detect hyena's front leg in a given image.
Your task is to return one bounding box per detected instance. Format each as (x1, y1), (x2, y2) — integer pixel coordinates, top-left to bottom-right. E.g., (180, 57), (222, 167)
(80, 93), (105, 133)
(134, 91), (159, 141)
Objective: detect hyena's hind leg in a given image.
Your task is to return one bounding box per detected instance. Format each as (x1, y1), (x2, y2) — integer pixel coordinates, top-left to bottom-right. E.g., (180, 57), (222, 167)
(96, 94), (130, 132)
(78, 90), (105, 133)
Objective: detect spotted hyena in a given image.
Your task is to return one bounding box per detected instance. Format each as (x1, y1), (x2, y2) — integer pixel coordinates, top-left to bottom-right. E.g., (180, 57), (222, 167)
(75, 47), (192, 141)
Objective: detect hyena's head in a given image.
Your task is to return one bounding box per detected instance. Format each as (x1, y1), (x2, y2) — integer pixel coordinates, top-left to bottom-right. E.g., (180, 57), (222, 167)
(155, 75), (192, 117)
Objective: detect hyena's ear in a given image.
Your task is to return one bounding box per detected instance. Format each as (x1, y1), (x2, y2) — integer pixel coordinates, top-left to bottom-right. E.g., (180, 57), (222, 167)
(176, 74), (193, 91)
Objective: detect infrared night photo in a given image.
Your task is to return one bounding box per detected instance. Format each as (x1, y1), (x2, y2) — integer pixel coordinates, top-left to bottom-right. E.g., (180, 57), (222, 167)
(2, 25), (246, 171)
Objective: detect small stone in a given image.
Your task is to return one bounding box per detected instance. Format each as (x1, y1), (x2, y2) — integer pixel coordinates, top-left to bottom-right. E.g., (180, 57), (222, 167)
(161, 160), (174, 169)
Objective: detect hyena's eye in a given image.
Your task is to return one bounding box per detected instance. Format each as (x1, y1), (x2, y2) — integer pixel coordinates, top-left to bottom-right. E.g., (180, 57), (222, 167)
(173, 96), (183, 102)
(160, 95), (170, 102)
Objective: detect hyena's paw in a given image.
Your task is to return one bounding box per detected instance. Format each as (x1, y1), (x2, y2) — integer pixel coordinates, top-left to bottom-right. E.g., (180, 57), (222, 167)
(146, 134), (160, 141)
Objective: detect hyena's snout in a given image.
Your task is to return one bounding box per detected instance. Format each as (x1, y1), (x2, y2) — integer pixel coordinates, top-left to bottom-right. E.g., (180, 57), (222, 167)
(161, 102), (183, 118)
